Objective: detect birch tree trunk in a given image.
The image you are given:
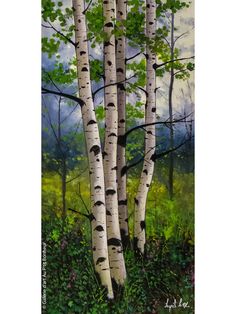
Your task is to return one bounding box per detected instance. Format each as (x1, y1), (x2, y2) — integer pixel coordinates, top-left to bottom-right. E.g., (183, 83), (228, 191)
(116, 0), (129, 249)
(168, 12), (175, 200)
(134, 0), (157, 256)
(72, 0), (113, 299)
(103, 0), (127, 288)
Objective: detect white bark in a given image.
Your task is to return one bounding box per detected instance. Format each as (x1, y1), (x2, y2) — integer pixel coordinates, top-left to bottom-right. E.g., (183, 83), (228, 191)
(116, 0), (129, 248)
(103, 0), (127, 287)
(134, 0), (157, 255)
(72, 0), (113, 299)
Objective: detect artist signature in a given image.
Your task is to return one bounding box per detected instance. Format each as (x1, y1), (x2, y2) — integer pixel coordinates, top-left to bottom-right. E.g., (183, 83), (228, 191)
(164, 298), (190, 312)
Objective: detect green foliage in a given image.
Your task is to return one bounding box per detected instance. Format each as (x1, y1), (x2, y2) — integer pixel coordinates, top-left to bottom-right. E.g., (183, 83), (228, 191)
(86, 1), (107, 47)
(90, 59), (104, 83)
(42, 60), (77, 84)
(42, 214), (193, 313)
(42, 37), (60, 58)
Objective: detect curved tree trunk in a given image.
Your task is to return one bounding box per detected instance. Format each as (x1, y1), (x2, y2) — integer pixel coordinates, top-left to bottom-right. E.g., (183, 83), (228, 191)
(72, 0), (113, 299)
(103, 0), (127, 288)
(116, 0), (129, 249)
(134, 0), (157, 256)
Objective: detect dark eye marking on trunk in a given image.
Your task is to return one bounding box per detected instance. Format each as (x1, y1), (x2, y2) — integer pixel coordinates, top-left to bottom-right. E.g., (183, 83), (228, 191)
(106, 210), (112, 216)
(134, 198), (139, 205)
(96, 257), (106, 265)
(90, 145), (100, 156)
(143, 169), (148, 175)
(140, 220), (146, 230)
(118, 199), (127, 205)
(105, 22), (113, 28)
(107, 102), (115, 107)
(95, 185), (101, 190)
(121, 166), (127, 176)
(94, 201), (105, 206)
(153, 63), (158, 70)
(117, 68), (124, 73)
(108, 133), (117, 137)
(108, 238), (122, 246)
(102, 151), (108, 158)
(80, 51), (86, 56)
(82, 67), (88, 71)
(87, 120), (97, 125)
(94, 225), (104, 232)
(152, 107), (156, 112)
(106, 189), (116, 196)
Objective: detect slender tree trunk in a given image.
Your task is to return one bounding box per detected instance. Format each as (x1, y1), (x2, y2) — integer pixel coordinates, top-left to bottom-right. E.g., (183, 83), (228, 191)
(72, 0), (113, 299)
(103, 0), (127, 288)
(134, 0), (157, 256)
(168, 12), (175, 200)
(116, 0), (129, 249)
(61, 158), (67, 218)
(57, 98), (67, 218)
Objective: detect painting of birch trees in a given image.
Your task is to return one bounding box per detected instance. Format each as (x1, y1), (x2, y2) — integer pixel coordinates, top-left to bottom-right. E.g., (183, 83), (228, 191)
(42, 0), (194, 312)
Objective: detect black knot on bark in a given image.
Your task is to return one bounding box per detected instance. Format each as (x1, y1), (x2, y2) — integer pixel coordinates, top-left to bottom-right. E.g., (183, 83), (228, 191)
(108, 133), (117, 137)
(153, 63), (158, 70)
(105, 22), (113, 28)
(96, 257), (106, 265)
(150, 153), (156, 162)
(140, 220), (146, 230)
(107, 102), (115, 107)
(94, 225), (104, 232)
(94, 201), (105, 206)
(87, 120), (97, 125)
(82, 67), (88, 71)
(143, 169), (148, 175)
(106, 210), (112, 216)
(117, 83), (126, 91)
(121, 166), (127, 176)
(90, 145), (100, 156)
(134, 198), (139, 205)
(106, 189), (116, 196)
(118, 199), (127, 206)
(117, 68), (124, 73)
(117, 135), (126, 147)
(102, 151), (108, 158)
(108, 238), (122, 246)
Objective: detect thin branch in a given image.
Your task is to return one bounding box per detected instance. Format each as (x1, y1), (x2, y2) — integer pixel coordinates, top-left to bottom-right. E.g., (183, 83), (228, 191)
(67, 208), (94, 221)
(66, 166), (88, 184)
(173, 27), (194, 46)
(82, 0), (93, 14)
(76, 182), (90, 214)
(60, 103), (79, 124)
(125, 51), (142, 63)
(155, 56), (194, 69)
(118, 112), (193, 145)
(125, 135), (193, 173)
(92, 74), (136, 99)
(42, 87), (85, 107)
(44, 71), (62, 93)
(42, 22), (76, 46)
(162, 36), (171, 49)
(173, 69), (187, 77)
